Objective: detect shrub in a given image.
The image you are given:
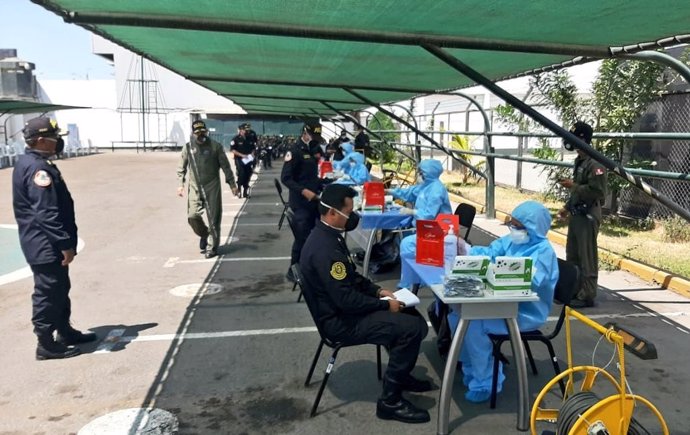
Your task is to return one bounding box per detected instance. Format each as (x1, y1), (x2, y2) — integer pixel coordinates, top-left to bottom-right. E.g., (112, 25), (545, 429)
(662, 216), (690, 242)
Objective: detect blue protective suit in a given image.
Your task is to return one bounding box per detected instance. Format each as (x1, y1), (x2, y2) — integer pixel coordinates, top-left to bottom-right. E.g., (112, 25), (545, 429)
(344, 152), (371, 185)
(395, 159), (452, 288)
(332, 142), (355, 172)
(448, 200), (559, 400)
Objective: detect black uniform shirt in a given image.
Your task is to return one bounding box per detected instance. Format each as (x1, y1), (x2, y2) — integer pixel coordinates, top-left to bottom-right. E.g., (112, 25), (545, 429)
(12, 149), (77, 265)
(280, 138), (322, 208)
(300, 221), (389, 338)
(230, 134), (255, 157)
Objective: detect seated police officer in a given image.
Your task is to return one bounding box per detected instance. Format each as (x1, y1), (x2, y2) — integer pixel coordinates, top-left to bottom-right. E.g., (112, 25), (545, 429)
(299, 184), (431, 424)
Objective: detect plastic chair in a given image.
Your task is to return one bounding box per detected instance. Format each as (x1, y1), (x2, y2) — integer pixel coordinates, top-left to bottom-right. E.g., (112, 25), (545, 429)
(293, 264), (382, 417)
(453, 203), (477, 242)
(487, 259), (580, 408)
(274, 178), (289, 230)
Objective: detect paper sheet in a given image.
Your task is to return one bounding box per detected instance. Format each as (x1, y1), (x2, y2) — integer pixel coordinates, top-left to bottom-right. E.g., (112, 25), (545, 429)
(380, 288), (420, 307)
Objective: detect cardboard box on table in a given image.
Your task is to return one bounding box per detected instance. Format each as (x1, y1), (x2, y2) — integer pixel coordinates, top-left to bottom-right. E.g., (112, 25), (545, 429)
(362, 181), (385, 213)
(485, 256), (534, 297)
(450, 256), (491, 277)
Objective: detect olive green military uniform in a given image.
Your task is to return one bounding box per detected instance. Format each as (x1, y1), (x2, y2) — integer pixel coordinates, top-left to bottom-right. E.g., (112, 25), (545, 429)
(565, 155), (607, 302)
(177, 138), (236, 251)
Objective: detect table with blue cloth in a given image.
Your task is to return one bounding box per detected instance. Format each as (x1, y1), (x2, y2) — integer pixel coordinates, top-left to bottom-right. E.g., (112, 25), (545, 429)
(348, 207), (413, 279)
(403, 257), (538, 434)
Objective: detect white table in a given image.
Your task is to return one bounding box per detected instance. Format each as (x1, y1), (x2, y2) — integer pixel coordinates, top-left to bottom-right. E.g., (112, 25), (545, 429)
(429, 284), (539, 434)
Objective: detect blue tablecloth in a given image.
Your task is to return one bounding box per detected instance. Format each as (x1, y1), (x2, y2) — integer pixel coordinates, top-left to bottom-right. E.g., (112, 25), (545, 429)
(404, 256), (445, 286)
(360, 208), (413, 230)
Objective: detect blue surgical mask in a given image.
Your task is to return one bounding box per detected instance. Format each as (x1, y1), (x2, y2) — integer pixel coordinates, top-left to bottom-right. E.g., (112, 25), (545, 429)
(509, 227), (529, 244)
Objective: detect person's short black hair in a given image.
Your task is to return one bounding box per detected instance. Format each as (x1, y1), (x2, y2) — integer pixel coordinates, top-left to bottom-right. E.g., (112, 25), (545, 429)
(319, 184), (357, 216)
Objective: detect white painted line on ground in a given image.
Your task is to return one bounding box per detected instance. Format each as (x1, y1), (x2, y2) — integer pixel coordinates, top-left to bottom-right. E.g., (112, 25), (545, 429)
(165, 256), (290, 267)
(224, 202), (279, 207)
(677, 327), (689, 334)
(93, 311), (687, 348)
(94, 328), (127, 353)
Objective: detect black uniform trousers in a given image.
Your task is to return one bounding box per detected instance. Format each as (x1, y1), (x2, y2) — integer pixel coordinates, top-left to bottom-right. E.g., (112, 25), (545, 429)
(234, 158), (254, 191)
(336, 308), (428, 383)
(30, 261), (72, 339)
(290, 204), (319, 266)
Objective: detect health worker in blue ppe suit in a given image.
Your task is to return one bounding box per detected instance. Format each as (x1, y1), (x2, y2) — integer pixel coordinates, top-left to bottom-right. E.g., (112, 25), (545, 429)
(332, 142), (355, 172)
(335, 152), (371, 185)
(389, 159), (452, 289)
(449, 200), (559, 403)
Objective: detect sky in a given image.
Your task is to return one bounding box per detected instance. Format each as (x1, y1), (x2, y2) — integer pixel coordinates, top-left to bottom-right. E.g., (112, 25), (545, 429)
(0, 0), (114, 80)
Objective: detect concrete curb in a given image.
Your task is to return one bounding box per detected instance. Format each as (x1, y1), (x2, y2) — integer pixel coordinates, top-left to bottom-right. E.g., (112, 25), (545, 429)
(448, 192), (690, 299)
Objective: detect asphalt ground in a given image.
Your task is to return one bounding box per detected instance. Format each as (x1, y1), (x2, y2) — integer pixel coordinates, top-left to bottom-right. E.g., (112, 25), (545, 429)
(0, 152), (689, 435)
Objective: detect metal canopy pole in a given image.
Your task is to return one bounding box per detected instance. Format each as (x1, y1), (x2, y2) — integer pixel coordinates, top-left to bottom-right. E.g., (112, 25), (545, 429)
(621, 50), (690, 84)
(224, 93), (360, 105)
(66, 12), (613, 57)
(346, 88), (487, 180)
(424, 43), (690, 223)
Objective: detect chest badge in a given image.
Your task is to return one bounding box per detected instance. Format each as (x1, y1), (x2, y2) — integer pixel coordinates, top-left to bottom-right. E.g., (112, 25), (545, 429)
(330, 262), (347, 280)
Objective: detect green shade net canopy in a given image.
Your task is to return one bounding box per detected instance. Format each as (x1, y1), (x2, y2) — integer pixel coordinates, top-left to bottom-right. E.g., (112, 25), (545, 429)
(0, 99), (87, 116)
(32, 0), (690, 116)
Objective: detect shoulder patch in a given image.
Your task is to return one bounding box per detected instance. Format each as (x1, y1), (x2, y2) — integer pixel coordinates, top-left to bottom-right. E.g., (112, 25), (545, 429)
(594, 167), (605, 176)
(330, 262), (347, 280)
(284, 151), (292, 162)
(33, 170), (52, 187)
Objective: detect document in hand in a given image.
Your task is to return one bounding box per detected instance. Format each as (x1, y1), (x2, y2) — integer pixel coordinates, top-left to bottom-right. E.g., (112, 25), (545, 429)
(242, 154), (255, 165)
(380, 288), (420, 308)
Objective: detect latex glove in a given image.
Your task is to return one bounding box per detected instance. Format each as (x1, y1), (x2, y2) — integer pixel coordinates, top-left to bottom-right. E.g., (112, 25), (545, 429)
(399, 206), (416, 216)
(457, 238), (472, 256)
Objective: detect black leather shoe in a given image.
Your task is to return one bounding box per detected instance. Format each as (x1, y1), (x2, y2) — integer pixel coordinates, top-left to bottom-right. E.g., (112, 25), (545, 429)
(36, 341), (81, 360)
(570, 298), (595, 308)
(399, 375), (434, 392)
(57, 330), (97, 346)
(199, 237), (208, 253)
(376, 397), (430, 424)
(205, 249), (218, 259)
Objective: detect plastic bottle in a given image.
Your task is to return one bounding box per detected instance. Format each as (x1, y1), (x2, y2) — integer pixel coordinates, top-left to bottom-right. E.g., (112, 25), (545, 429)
(444, 225), (458, 275)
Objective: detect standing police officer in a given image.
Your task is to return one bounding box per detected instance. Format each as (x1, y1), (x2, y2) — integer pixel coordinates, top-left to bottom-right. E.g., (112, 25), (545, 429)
(230, 123), (256, 198)
(558, 121), (607, 308)
(177, 120), (238, 258)
(12, 117), (96, 360)
(300, 184), (431, 423)
(354, 125), (373, 159)
(281, 122), (324, 282)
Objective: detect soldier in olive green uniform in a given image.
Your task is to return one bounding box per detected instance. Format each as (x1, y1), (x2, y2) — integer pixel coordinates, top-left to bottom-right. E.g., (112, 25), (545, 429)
(177, 120), (238, 258)
(558, 121), (607, 308)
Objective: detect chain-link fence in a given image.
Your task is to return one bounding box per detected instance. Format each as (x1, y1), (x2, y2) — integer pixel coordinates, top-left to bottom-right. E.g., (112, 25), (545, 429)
(618, 92), (690, 219)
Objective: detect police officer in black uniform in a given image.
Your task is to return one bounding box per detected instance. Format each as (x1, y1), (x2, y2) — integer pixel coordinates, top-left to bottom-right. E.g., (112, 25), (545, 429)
(230, 123), (256, 198)
(354, 125), (373, 159)
(12, 117), (96, 360)
(300, 184), (431, 423)
(281, 122), (325, 282)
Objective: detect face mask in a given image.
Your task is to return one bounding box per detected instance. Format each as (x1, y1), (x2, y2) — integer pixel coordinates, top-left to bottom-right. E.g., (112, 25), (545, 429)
(417, 175), (424, 184)
(321, 201), (360, 232)
(349, 162), (356, 167)
(509, 227), (529, 244)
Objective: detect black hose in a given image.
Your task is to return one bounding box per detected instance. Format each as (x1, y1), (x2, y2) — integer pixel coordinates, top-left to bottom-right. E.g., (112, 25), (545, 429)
(557, 392), (599, 435)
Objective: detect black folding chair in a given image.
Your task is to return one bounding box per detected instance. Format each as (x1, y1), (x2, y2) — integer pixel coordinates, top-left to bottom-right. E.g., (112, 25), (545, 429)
(487, 259), (580, 408)
(292, 264), (382, 417)
(274, 178), (289, 230)
(454, 203), (477, 242)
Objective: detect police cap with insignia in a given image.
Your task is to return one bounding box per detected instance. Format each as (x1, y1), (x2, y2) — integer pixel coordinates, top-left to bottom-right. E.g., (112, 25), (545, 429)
(238, 122), (249, 130)
(303, 121), (323, 142)
(23, 116), (67, 140)
(192, 120), (207, 134)
(570, 121), (593, 144)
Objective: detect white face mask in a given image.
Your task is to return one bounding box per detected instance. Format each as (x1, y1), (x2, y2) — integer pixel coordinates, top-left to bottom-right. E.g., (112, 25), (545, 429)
(349, 162), (356, 167)
(509, 227), (529, 244)
(417, 175), (424, 184)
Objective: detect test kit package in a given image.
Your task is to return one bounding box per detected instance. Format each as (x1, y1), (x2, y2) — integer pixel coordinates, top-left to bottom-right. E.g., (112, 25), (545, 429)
(415, 220), (444, 267)
(485, 256), (533, 296)
(450, 255), (491, 277)
(362, 181), (385, 213)
(319, 160), (333, 179)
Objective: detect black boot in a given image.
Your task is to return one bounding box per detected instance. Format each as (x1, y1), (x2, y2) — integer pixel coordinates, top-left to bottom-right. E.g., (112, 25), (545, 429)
(57, 325), (97, 345)
(36, 336), (81, 360)
(199, 237), (208, 254)
(376, 378), (430, 424)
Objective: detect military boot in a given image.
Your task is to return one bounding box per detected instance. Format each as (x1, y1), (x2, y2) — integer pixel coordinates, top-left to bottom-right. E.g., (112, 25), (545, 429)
(376, 378), (430, 424)
(36, 336), (81, 361)
(56, 325), (97, 346)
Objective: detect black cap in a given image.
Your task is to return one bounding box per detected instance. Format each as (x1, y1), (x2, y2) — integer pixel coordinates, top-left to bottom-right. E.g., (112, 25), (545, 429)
(569, 121), (593, 144)
(192, 120), (207, 133)
(340, 129), (347, 136)
(238, 122), (249, 130)
(303, 122), (323, 141)
(244, 123), (252, 130)
(22, 116), (66, 140)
